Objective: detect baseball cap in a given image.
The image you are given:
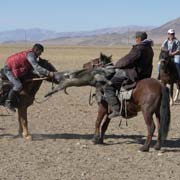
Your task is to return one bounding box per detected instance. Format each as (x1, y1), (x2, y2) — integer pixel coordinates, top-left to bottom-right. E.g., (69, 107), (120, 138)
(167, 29), (175, 34)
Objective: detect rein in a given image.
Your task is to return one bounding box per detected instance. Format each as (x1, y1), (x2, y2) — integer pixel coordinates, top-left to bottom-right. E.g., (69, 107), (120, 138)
(31, 77), (55, 104)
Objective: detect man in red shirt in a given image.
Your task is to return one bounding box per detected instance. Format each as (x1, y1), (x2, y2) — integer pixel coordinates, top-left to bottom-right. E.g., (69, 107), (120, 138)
(4, 43), (54, 112)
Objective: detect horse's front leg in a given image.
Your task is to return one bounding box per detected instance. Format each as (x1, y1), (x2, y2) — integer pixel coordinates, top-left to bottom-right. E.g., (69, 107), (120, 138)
(93, 101), (108, 144)
(18, 106), (32, 140)
(139, 111), (155, 152)
(169, 83), (174, 105)
(100, 116), (111, 143)
(174, 83), (180, 102)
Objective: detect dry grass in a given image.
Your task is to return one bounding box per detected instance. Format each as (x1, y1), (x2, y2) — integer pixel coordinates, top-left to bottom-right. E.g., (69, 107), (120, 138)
(2, 45), (179, 180)
(0, 44), (160, 75)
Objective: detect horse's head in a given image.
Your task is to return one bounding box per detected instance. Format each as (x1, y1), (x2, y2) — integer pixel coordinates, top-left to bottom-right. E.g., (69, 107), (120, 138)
(159, 49), (172, 73)
(100, 52), (112, 65)
(83, 53), (113, 70)
(38, 58), (57, 72)
(38, 58), (59, 83)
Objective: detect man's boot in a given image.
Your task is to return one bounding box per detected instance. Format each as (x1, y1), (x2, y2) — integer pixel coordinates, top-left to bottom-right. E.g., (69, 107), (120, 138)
(104, 84), (121, 119)
(108, 96), (120, 119)
(5, 89), (17, 112)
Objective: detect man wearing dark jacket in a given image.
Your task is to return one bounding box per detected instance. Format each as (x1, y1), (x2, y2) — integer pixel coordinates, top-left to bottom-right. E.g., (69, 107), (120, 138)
(104, 31), (154, 118)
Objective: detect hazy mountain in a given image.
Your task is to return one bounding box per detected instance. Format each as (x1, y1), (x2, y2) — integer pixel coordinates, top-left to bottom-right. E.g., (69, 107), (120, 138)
(43, 26), (155, 46)
(0, 28), (59, 42)
(0, 26), (154, 43)
(148, 17), (180, 43)
(1, 17), (180, 45)
(44, 17), (180, 45)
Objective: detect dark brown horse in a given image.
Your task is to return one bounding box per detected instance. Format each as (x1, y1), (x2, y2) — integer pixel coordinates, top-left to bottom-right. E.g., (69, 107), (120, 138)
(159, 49), (180, 104)
(0, 58), (57, 140)
(45, 54), (170, 152)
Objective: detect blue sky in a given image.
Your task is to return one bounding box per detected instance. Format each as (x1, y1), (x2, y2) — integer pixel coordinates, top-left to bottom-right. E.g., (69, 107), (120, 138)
(0, 0), (180, 32)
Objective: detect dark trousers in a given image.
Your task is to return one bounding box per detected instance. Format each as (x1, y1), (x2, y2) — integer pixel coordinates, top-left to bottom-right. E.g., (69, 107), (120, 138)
(104, 76), (127, 111)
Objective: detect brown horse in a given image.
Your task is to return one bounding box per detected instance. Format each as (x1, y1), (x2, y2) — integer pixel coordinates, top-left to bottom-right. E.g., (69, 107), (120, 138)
(45, 54), (170, 152)
(0, 58), (57, 140)
(159, 49), (179, 105)
(83, 52), (113, 69)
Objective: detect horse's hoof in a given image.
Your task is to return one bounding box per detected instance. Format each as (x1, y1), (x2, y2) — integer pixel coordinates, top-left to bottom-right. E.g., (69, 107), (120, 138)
(139, 145), (149, 152)
(92, 135), (103, 144)
(154, 143), (161, 151)
(23, 134), (32, 141)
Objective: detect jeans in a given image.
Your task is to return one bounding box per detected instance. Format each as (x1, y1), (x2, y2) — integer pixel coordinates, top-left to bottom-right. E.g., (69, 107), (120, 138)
(4, 65), (22, 91)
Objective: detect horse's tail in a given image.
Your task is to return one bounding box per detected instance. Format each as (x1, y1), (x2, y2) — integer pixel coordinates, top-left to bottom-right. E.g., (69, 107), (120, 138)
(160, 86), (170, 140)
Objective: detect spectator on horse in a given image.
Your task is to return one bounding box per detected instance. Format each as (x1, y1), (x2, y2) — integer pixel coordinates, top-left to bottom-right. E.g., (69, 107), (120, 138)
(4, 43), (55, 112)
(104, 31), (154, 119)
(157, 29), (180, 79)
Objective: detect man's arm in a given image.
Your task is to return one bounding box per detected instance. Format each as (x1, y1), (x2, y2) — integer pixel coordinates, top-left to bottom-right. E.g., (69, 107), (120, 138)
(115, 46), (141, 68)
(27, 52), (50, 76)
(170, 40), (180, 56)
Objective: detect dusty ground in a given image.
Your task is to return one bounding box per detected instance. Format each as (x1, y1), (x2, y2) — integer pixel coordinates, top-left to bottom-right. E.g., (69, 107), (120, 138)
(0, 45), (180, 180)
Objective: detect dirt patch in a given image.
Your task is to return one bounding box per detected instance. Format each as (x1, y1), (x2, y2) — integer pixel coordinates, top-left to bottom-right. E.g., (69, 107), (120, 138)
(0, 46), (180, 180)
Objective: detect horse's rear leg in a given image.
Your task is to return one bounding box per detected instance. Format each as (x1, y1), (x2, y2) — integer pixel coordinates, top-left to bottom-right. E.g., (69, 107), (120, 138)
(154, 111), (161, 150)
(174, 85), (179, 102)
(93, 101), (108, 144)
(140, 111), (155, 152)
(18, 107), (32, 140)
(168, 84), (174, 105)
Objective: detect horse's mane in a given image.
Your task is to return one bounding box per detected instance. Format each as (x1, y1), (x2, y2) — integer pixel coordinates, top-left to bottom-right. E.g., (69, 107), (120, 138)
(38, 58), (57, 72)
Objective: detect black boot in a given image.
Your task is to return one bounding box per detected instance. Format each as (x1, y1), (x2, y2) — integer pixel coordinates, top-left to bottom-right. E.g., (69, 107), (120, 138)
(5, 89), (17, 112)
(104, 84), (120, 119)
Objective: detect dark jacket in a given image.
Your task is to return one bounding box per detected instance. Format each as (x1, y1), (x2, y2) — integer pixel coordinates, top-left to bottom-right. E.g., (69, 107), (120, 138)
(115, 39), (154, 82)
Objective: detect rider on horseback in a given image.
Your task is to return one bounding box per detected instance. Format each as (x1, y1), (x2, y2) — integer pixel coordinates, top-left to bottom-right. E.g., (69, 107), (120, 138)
(104, 31), (154, 118)
(157, 29), (180, 80)
(3, 43), (55, 112)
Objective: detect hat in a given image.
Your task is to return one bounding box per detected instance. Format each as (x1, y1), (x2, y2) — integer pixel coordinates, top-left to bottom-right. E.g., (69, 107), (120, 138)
(135, 31), (147, 40)
(167, 29), (175, 34)
(32, 43), (44, 52)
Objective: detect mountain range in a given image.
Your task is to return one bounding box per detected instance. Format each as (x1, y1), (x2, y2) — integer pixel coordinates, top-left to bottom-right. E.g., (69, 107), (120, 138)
(0, 17), (180, 45)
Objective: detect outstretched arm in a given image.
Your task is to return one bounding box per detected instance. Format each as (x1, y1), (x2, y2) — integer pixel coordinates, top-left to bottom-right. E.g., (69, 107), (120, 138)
(27, 52), (50, 76)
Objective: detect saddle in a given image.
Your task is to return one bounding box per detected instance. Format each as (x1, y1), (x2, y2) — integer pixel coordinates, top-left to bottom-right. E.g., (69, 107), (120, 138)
(93, 80), (138, 119)
(118, 84), (138, 119)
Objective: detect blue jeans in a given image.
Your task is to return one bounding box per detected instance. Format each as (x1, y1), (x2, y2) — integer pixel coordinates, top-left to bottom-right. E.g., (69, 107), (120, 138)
(4, 65), (22, 91)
